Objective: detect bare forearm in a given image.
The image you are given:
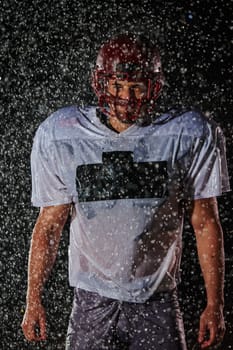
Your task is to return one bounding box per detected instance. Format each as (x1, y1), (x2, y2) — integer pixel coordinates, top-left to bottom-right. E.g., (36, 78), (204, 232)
(195, 222), (224, 307)
(189, 197), (225, 307)
(26, 225), (61, 302)
(26, 204), (70, 303)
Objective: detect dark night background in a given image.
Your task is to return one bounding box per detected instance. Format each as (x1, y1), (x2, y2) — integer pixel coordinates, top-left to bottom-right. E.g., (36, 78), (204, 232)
(1, 0), (233, 349)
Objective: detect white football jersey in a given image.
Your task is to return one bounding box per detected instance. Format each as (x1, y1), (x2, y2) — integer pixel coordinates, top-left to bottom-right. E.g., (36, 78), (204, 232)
(31, 106), (230, 302)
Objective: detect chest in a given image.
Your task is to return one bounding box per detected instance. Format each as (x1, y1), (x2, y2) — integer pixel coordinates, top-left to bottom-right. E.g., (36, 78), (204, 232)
(65, 135), (191, 202)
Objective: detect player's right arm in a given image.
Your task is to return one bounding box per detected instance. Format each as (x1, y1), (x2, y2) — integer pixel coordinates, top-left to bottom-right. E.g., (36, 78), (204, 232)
(21, 203), (71, 341)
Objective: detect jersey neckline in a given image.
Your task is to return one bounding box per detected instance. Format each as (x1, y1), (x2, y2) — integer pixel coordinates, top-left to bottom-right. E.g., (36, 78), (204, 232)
(91, 107), (140, 136)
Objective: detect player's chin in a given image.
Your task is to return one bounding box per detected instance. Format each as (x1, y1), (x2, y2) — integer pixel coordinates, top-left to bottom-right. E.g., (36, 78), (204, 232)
(116, 113), (137, 124)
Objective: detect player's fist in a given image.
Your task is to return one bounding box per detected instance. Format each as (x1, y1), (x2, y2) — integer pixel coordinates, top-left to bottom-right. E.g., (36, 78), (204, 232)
(198, 304), (225, 348)
(21, 301), (47, 341)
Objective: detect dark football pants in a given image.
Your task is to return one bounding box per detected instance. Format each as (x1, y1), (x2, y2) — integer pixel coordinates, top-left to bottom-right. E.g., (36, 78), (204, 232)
(66, 288), (187, 350)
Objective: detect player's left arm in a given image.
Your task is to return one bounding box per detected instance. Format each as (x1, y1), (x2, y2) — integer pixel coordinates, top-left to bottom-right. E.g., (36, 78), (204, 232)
(189, 196), (226, 349)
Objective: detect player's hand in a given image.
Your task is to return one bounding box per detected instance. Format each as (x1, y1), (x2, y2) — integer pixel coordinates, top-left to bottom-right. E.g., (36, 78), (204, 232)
(21, 301), (47, 341)
(198, 304), (225, 348)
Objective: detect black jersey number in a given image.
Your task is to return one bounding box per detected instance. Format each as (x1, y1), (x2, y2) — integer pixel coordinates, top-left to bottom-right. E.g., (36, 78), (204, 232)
(76, 151), (168, 202)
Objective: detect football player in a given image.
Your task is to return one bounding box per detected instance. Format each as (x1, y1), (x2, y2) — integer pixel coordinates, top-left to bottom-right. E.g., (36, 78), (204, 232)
(22, 34), (229, 349)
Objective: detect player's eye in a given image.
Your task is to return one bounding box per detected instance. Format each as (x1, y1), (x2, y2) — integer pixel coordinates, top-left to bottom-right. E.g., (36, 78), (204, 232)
(132, 86), (141, 92)
(132, 85), (146, 96)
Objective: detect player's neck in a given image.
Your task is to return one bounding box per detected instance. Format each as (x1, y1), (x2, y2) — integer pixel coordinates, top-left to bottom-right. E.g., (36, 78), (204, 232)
(108, 115), (133, 133)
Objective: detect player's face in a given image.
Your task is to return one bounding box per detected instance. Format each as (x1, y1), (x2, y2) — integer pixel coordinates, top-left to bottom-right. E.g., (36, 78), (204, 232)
(107, 79), (147, 121)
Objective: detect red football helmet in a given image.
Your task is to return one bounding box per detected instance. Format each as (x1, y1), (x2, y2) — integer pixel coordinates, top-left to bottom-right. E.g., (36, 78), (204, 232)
(92, 34), (164, 123)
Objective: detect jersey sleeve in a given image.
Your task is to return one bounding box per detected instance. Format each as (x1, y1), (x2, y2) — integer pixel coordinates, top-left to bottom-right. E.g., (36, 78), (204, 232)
(184, 123), (230, 200)
(31, 124), (73, 207)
